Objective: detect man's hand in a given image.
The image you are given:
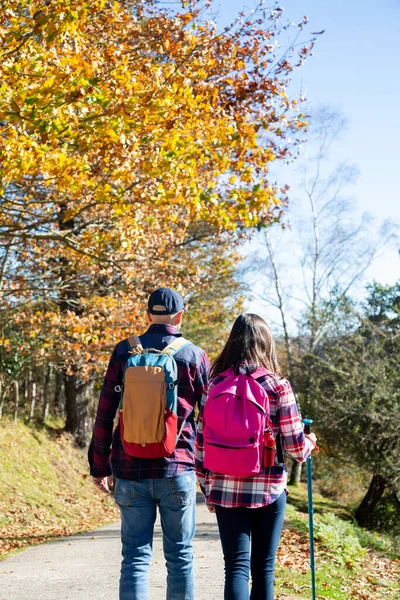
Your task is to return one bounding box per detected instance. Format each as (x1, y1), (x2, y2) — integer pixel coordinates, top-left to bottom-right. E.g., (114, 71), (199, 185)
(92, 475), (114, 493)
(206, 503), (216, 513)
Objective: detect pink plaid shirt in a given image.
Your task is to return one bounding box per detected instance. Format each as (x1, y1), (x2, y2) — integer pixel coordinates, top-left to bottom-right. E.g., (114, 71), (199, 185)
(195, 366), (314, 508)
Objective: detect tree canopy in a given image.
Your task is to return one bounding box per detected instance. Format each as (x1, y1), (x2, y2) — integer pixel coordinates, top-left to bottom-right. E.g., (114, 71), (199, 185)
(0, 0), (314, 440)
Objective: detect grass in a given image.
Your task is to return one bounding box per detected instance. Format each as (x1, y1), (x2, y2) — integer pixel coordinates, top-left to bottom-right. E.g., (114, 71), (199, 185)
(276, 485), (400, 600)
(0, 418), (119, 558)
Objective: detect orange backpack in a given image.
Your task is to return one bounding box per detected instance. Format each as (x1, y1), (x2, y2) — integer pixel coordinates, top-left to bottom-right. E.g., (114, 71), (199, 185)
(117, 335), (191, 458)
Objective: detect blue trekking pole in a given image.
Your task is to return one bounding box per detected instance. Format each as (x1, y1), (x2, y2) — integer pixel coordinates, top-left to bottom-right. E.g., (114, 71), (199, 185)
(303, 418), (316, 600)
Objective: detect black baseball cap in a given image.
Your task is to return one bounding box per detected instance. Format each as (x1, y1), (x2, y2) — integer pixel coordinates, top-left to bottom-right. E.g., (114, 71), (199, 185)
(148, 287), (185, 315)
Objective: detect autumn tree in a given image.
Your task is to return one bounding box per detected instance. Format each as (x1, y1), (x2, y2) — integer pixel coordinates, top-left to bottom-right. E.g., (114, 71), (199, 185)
(0, 0), (315, 443)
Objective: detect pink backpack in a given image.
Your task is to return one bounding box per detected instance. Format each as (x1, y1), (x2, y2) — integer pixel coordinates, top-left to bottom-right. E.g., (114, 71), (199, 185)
(203, 367), (275, 477)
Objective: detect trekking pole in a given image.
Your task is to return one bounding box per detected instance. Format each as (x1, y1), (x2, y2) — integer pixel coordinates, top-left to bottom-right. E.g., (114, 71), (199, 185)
(303, 418), (317, 600)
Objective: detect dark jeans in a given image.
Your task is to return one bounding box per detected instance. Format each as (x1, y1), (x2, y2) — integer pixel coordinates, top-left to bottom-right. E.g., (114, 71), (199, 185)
(215, 492), (286, 600)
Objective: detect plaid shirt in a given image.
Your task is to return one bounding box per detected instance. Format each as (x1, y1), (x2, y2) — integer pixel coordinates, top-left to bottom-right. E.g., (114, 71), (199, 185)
(195, 365), (314, 508)
(89, 324), (210, 480)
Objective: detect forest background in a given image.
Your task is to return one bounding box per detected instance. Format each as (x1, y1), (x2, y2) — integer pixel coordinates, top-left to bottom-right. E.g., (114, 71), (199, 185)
(0, 1), (399, 594)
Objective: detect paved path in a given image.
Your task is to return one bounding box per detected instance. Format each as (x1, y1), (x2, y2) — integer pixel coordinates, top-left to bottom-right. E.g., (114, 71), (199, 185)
(0, 494), (224, 600)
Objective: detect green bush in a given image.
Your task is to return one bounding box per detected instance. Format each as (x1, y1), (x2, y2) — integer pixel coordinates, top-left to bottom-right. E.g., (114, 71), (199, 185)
(315, 513), (366, 566)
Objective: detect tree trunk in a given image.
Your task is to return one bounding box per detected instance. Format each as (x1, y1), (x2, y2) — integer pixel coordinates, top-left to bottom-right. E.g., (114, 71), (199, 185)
(76, 380), (91, 448)
(54, 369), (62, 416)
(85, 379), (96, 438)
(29, 382), (36, 421)
(42, 365), (52, 421)
(28, 369), (32, 409)
(58, 205), (86, 443)
(64, 371), (89, 447)
(289, 460), (302, 486)
(64, 371), (83, 440)
(263, 230), (305, 484)
(13, 380), (19, 422)
(354, 474), (387, 526)
(24, 377), (29, 407)
(264, 231), (304, 485)
(64, 371), (79, 434)
(0, 378), (4, 418)
(264, 230), (297, 390)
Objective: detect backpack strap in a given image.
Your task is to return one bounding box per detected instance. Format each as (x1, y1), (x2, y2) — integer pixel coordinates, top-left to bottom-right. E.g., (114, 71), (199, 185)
(162, 337), (191, 355)
(163, 338), (191, 442)
(128, 335), (143, 351)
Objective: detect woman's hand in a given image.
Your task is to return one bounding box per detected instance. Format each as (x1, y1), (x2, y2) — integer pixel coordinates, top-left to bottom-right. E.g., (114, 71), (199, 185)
(305, 433), (319, 452)
(206, 503), (216, 513)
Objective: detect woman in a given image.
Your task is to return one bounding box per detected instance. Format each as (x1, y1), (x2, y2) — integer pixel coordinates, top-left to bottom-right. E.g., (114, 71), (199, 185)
(195, 314), (318, 600)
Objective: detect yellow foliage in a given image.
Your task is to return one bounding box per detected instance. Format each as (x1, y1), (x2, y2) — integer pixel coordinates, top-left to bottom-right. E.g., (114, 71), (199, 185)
(0, 0), (309, 379)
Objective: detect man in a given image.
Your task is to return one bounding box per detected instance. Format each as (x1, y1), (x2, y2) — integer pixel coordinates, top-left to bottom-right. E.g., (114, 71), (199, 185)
(88, 287), (210, 600)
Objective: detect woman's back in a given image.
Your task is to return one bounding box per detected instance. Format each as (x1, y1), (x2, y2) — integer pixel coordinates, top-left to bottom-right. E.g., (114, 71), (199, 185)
(196, 363), (312, 509)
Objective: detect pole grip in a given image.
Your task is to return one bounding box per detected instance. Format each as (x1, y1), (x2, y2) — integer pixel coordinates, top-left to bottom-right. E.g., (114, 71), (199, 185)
(303, 418), (313, 435)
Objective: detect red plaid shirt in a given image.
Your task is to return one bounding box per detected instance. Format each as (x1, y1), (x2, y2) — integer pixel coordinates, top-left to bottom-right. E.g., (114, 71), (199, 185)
(195, 366), (314, 508)
(89, 324), (210, 480)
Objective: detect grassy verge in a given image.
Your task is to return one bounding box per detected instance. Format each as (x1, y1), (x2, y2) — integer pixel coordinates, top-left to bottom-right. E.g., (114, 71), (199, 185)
(276, 485), (400, 600)
(0, 419), (118, 558)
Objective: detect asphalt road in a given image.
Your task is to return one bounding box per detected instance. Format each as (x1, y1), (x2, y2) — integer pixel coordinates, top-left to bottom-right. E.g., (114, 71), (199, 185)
(0, 493), (224, 600)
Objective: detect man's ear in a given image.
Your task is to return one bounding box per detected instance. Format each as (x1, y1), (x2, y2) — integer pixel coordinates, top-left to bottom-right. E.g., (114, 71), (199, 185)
(175, 310), (183, 325)
(147, 311), (153, 323)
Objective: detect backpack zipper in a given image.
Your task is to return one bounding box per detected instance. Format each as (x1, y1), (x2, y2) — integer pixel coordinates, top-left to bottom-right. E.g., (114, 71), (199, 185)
(206, 442), (256, 450)
(209, 393), (267, 415)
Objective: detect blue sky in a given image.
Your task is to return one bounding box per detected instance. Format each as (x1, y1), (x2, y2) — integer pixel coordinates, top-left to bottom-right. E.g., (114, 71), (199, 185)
(211, 0), (400, 323)
(213, 0), (400, 224)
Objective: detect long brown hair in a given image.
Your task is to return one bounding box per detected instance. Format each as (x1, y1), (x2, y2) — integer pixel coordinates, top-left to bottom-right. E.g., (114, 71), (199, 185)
(210, 313), (281, 378)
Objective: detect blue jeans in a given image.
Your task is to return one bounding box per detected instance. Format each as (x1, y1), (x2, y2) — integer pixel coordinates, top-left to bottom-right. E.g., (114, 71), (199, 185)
(215, 492), (287, 600)
(114, 472), (196, 600)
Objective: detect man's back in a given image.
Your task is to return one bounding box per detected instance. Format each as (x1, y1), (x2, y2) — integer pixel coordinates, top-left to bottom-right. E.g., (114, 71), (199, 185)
(89, 323), (209, 480)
